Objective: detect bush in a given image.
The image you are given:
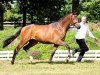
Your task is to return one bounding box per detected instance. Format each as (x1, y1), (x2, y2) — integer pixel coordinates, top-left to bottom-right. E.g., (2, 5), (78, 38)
(4, 10), (13, 21)
(4, 10), (22, 21)
(12, 13), (22, 21)
(30, 50), (42, 59)
(78, 11), (90, 21)
(80, 0), (100, 20)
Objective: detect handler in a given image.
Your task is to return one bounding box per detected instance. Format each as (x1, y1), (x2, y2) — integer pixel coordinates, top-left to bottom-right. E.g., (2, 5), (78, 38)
(72, 16), (97, 62)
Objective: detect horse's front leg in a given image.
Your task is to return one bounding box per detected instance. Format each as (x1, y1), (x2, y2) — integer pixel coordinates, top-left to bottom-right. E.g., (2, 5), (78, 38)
(49, 44), (58, 63)
(64, 42), (71, 62)
(58, 40), (71, 62)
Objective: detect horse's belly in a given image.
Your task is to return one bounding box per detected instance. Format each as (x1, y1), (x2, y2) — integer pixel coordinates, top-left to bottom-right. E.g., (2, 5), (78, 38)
(31, 29), (51, 42)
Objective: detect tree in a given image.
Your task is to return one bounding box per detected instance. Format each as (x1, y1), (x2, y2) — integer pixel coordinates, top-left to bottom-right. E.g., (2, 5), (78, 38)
(0, 0), (12, 30)
(20, 0), (27, 27)
(72, 0), (79, 13)
(78, 0), (100, 21)
(0, 2), (5, 30)
(31, 0), (67, 24)
(17, 0), (67, 25)
(0, 11), (3, 30)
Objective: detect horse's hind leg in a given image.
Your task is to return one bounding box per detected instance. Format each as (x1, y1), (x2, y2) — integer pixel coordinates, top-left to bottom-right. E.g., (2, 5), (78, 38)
(23, 39), (38, 63)
(23, 39), (38, 52)
(11, 39), (29, 64)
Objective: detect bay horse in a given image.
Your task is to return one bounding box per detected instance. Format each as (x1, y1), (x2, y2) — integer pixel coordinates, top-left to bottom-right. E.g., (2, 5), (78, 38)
(3, 12), (80, 64)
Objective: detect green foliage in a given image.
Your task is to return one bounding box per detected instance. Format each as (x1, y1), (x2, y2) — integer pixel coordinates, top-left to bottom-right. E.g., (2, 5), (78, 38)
(12, 13), (22, 21)
(78, 11), (90, 21)
(79, 0), (100, 20)
(3, 1), (22, 22)
(65, 0), (72, 13)
(15, 0), (68, 24)
(0, 2), (5, 11)
(4, 10), (12, 21)
(3, 0), (100, 23)
(4, 10), (22, 21)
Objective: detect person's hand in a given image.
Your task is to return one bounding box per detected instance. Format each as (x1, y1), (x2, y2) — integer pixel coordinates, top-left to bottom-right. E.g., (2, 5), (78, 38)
(94, 37), (98, 41)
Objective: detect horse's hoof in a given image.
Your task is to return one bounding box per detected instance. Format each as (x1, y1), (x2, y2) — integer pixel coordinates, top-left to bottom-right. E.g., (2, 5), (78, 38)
(29, 60), (33, 64)
(66, 59), (69, 62)
(23, 46), (28, 52)
(68, 54), (71, 58)
(11, 60), (14, 65)
(48, 61), (53, 64)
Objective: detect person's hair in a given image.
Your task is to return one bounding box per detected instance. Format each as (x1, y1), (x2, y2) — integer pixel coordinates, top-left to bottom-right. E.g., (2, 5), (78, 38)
(81, 16), (88, 23)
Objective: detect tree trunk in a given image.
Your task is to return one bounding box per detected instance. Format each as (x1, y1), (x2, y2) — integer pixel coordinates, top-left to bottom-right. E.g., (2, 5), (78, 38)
(22, 0), (26, 27)
(22, 8), (26, 27)
(0, 10), (3, 30)
(72, 0), (79, 12)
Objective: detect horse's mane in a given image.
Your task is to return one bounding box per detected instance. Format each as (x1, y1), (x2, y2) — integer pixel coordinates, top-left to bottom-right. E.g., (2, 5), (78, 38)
(58, 14), (68, 22)
(51, 13), (69, 26)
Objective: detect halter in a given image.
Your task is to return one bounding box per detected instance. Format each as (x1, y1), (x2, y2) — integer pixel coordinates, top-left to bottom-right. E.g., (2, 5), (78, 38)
(70, 14), (78, 25)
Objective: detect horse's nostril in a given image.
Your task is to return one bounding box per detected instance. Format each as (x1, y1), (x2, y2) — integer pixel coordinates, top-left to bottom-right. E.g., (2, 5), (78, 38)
(75, 25), (81, 29)
(78, 26), (81, 29)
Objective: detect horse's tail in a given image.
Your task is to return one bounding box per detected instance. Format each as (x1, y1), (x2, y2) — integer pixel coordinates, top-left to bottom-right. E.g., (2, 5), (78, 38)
(3, 27), (22, 48)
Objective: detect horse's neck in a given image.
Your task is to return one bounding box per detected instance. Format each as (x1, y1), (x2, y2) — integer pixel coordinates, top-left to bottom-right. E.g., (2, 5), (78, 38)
(59, 14), (71, 31)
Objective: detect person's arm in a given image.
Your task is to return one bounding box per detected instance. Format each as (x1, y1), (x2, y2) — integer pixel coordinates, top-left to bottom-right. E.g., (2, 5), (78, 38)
(87, 26), (95, 39)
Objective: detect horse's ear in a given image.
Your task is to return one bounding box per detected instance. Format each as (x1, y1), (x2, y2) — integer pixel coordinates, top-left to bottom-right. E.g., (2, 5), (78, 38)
(72, 10), (77, 15)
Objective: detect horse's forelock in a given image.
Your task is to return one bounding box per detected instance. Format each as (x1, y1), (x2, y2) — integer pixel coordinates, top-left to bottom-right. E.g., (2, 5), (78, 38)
(70, 10), (77, 15)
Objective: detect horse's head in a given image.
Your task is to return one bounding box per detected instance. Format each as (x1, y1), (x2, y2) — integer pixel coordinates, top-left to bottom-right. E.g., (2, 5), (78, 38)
(70, 12), (80, 29)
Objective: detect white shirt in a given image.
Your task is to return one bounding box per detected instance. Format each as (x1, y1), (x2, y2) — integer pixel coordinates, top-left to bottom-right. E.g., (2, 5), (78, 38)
(75, 22), (95, 39)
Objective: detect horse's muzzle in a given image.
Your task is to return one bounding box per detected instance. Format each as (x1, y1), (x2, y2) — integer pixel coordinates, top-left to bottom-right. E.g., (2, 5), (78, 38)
(77, 25), (81, 29)
(75, 23), (81, 29)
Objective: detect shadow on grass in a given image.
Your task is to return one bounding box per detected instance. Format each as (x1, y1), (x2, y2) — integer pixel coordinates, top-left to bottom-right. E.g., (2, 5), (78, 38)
(83, 60), (94, 63)
(17, 59), (95, 65)
(28, 60), (95, 65)
(28, 60), (75, 65)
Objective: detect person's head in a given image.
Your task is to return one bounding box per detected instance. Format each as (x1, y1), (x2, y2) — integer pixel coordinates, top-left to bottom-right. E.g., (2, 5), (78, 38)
(81, 16), (87, 23)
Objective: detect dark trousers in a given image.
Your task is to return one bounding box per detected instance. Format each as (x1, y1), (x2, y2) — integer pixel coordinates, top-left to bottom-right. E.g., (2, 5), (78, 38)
(75, 39), (89, 62)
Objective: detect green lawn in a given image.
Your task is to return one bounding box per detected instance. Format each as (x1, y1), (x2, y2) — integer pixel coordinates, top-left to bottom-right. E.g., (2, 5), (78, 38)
(0, 25), (100, 60)
(0, 25), (100, 75)
(0, 60), (100, 75)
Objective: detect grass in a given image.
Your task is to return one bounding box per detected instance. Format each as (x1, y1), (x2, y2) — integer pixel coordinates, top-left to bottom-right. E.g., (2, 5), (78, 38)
(0, 60), (100, 75)
(0, 24), (100, 60)
(0, 25), (100, 75)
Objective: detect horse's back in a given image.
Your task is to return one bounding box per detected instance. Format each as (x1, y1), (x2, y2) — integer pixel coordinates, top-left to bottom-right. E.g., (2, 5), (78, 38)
(20, 24), (53, 41)
(20, 23), (62, 44)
